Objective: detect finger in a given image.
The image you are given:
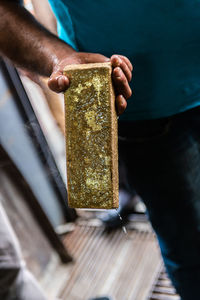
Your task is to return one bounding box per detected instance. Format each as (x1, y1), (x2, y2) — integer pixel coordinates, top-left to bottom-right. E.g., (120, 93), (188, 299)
(116, 95), (127, 115)
(118, 55), (133, 71)
(48, 73), (70, 93)
(113, 67), (132, 99)
(111, 55), (132, 82)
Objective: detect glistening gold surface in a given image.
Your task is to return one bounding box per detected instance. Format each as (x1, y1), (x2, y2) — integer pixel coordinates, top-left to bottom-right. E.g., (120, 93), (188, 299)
(64, 66), (117, 208)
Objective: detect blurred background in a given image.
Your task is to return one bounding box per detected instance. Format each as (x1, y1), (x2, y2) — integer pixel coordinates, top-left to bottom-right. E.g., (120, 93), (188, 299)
(0, 1), (179, 299)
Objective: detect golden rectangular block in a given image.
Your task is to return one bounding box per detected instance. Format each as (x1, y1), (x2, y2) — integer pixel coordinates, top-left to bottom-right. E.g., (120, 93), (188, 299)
(64, 62), (118, 209)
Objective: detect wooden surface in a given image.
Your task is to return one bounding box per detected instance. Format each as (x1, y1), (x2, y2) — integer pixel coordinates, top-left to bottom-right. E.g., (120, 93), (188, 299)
(60, 221), (161, 300)
(148, 267), (180, 300)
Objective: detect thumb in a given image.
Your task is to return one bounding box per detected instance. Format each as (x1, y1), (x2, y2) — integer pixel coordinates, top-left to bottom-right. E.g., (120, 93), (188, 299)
(48, 71), (70, 93)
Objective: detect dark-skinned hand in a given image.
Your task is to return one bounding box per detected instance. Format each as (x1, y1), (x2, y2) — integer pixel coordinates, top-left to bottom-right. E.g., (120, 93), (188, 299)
(48, 52), (133, 115)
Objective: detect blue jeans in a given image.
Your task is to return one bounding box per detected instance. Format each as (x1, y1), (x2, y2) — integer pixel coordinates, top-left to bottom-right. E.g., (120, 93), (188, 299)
(119, 107), (200, 300)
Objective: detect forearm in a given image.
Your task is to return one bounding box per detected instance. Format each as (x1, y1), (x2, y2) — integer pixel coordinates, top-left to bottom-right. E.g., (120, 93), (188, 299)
(0, 1), (132, 115)
(0, 1), (75, 76)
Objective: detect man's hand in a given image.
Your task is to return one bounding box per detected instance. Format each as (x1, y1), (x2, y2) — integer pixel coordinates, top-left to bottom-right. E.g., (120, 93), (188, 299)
(48, 52), (133, 115)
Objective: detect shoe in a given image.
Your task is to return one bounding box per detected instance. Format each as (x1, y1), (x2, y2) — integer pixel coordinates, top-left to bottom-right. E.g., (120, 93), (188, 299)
(100, 190), (145, 229)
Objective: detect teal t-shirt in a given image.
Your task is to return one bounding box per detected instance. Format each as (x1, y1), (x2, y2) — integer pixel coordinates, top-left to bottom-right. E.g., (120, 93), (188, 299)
(49, 0), (200, 120)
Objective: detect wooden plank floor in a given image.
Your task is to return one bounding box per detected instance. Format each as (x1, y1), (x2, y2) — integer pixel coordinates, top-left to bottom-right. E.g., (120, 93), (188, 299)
(148, 268), (180, 300)
(60, 220), (162, 300)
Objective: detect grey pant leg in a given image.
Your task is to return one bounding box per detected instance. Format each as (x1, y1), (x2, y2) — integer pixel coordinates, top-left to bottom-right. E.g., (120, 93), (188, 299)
(0, 201), (47, 300)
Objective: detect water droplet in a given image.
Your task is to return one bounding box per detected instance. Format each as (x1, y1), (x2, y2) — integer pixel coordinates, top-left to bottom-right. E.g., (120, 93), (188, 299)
(122, 226), (127, 235)
(115, 209), (127, 235)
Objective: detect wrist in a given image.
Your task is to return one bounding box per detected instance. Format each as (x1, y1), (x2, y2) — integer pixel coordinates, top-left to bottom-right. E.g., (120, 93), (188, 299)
(50, 39), (77, 73)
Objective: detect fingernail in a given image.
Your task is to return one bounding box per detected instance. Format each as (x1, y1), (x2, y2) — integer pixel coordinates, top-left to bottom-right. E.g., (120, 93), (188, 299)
(58, 76), (65, 88)
(115, 67), (122, 77)
(116, 57), (122, 66)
